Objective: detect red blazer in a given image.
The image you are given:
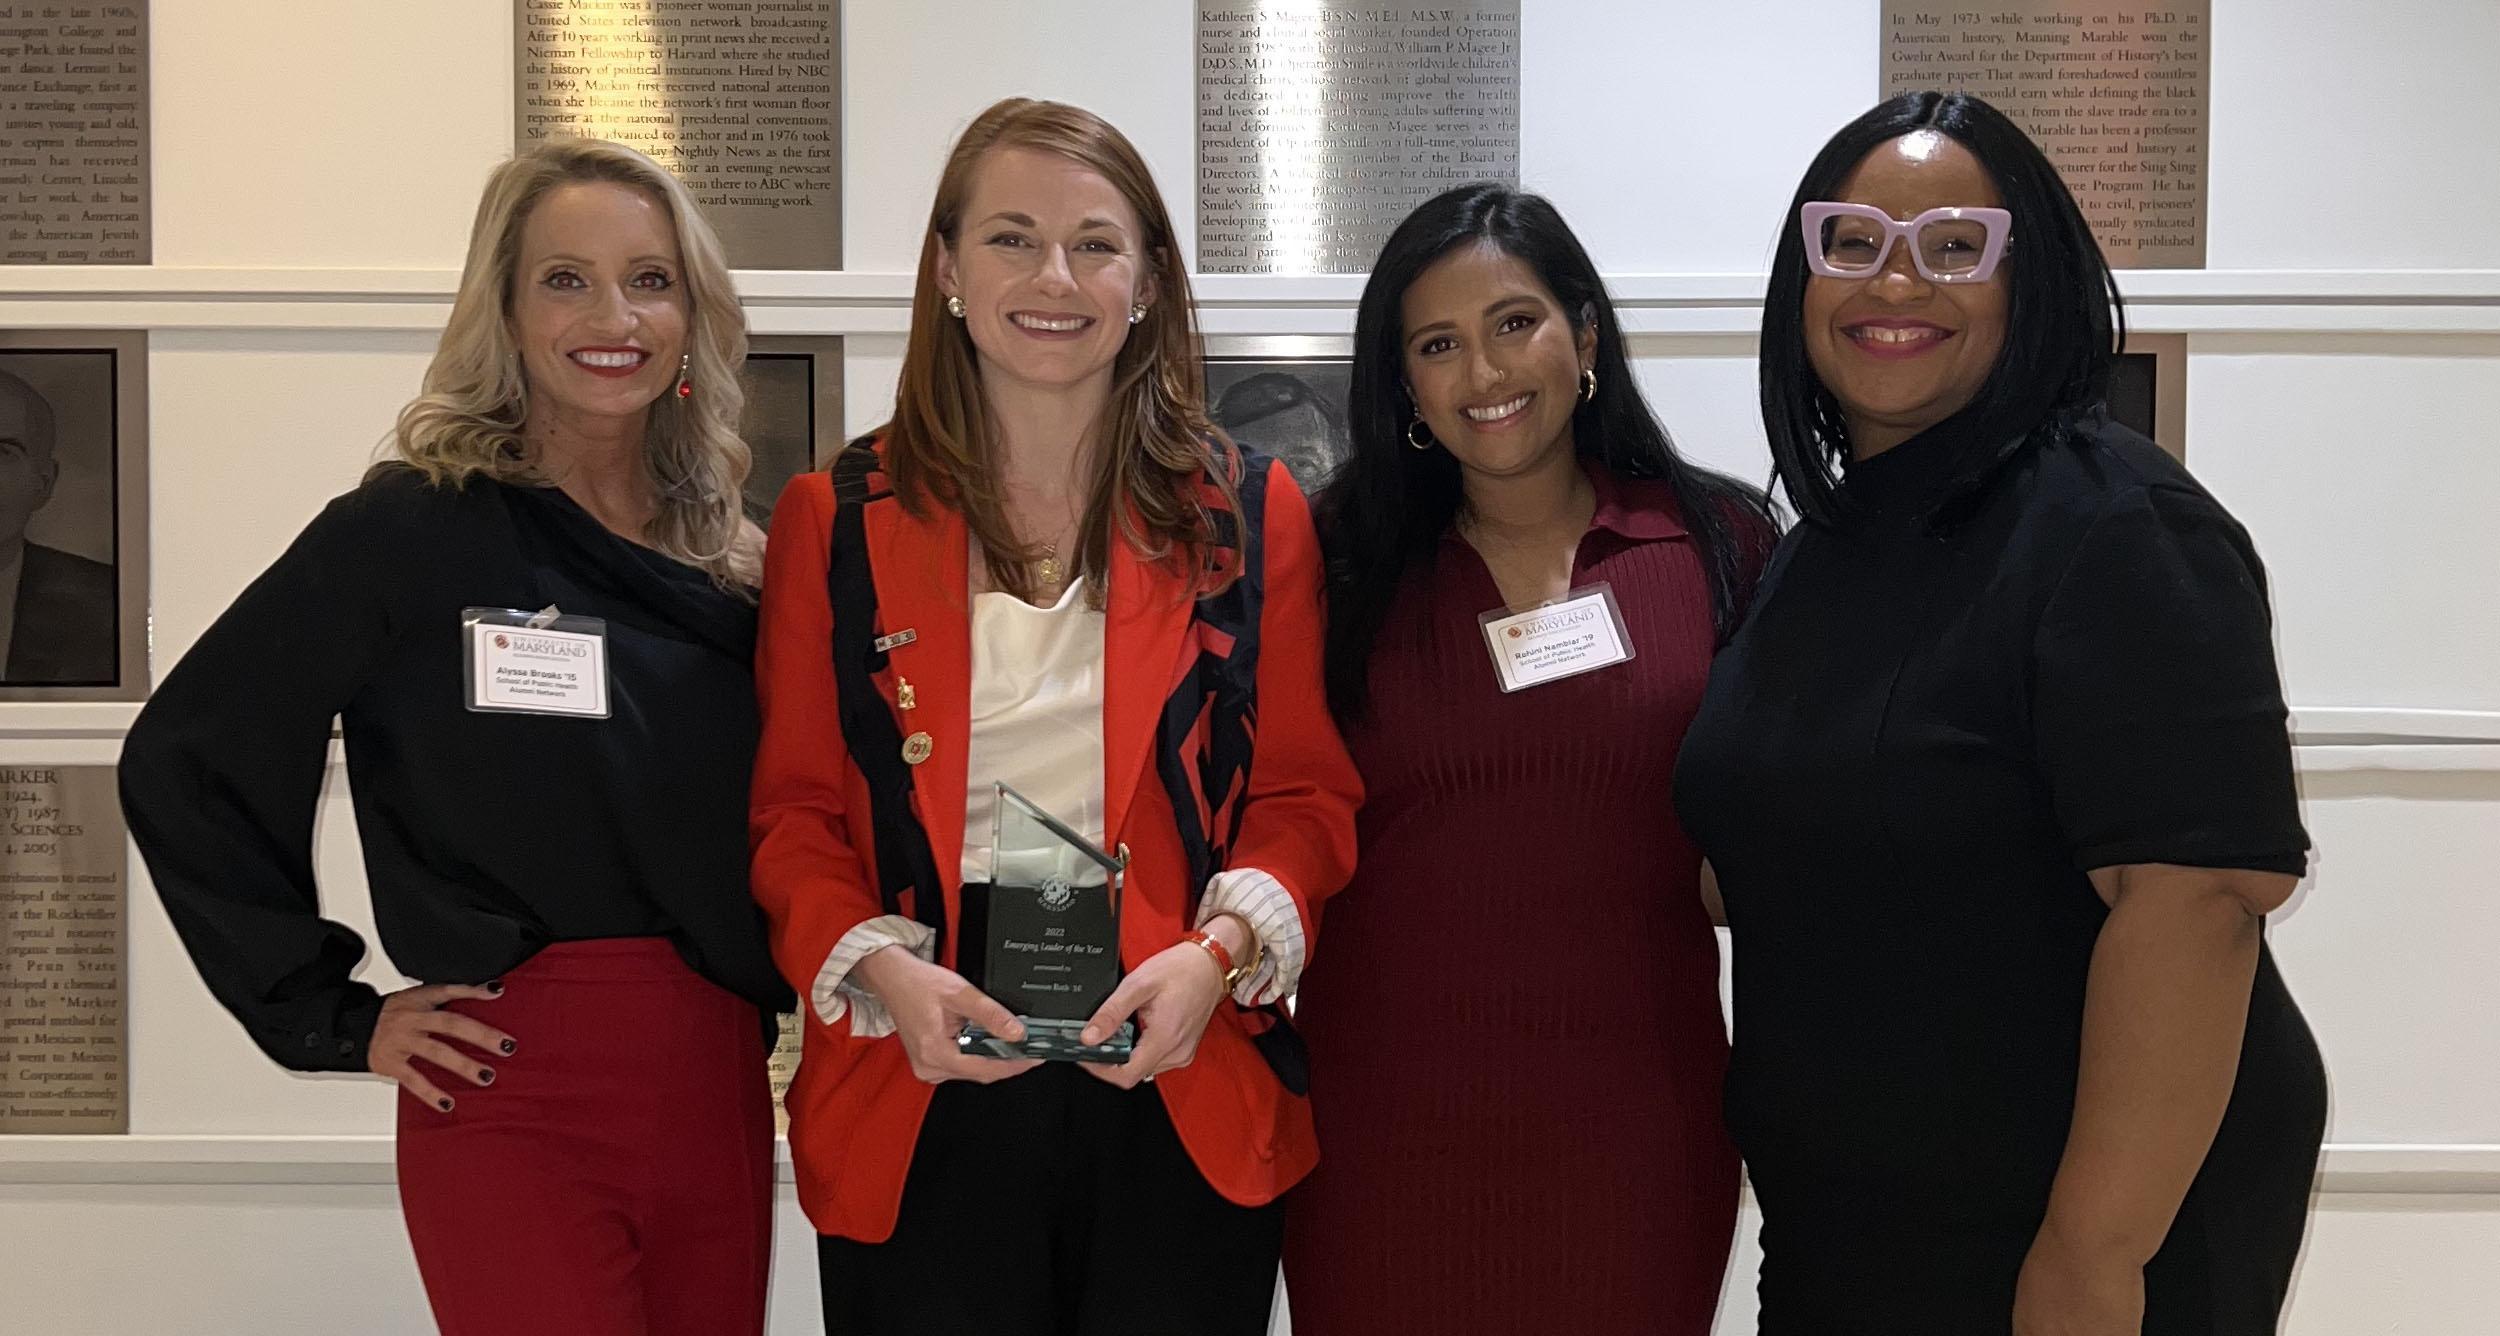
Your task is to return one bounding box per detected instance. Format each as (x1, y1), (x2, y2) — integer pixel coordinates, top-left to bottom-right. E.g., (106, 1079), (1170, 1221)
(751, 453), (1362, 1242)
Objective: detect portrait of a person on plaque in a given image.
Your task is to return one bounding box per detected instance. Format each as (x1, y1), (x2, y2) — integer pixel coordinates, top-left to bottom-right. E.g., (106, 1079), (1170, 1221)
(956, 783), (1135, 1064)
(0, 356), (118, 686)
(1206, 361), (1352, 492)
(737, 351), (817, 529)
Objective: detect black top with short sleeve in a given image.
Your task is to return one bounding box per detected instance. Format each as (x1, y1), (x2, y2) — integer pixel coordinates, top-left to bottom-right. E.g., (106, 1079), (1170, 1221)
(1672, 410), (2325, 1328)
(120, 467), (791, 1074)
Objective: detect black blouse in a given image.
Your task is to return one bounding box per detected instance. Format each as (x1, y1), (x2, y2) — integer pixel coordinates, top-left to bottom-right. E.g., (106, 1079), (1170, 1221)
(120, 467), (791, 1074)
(1673, 410), (2321, 1229)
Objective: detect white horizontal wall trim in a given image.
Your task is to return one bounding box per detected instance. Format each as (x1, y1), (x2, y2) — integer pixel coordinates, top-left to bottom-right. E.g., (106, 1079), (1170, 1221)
(0, 703), (141, 737)
(1, 1136), (2490, 1193)
(2, 269), (2497, 336)
(8, 266), (2498, 301)
(11, 705), (2500, 753)
(2294, 744), (2500, 773)
(2292, 708), (2500, 743)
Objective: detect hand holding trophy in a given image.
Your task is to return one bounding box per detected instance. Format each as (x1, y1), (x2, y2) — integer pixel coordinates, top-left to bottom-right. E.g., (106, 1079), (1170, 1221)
(956, 784), (1138, 1063)
(850, 945), (1041, 1085)
(1070, 930), (1235, 1089)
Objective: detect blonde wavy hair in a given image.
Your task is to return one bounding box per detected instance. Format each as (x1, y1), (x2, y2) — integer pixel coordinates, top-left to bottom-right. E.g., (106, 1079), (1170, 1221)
(380, 138), (756, 588)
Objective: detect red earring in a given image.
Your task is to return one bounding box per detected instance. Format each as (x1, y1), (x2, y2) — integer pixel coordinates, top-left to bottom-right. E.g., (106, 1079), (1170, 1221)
(675, 352), (692, 400)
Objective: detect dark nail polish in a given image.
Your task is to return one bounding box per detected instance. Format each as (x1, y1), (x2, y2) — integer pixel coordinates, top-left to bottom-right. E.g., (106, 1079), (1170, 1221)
(486, 980), (505, 995)
(478, 1068), (495, 1085)
(437, 1097), (454, 1112)
(498, 1038), (516, 1055)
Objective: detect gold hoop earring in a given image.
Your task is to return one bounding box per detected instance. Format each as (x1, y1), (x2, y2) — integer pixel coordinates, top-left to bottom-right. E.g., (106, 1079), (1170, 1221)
(945, 295), (966, 318)
(1406, 415), (1434, 451)
(1579, 368), (1597, 403)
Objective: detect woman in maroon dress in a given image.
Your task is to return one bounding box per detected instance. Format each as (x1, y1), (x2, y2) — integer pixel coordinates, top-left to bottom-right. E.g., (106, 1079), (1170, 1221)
(1287, 185), (1776, 1332)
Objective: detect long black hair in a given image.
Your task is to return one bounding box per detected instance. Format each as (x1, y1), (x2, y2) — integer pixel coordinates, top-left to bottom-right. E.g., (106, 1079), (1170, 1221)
(1315, 183), (1777, 722)
(1761, 91), (2127, 528)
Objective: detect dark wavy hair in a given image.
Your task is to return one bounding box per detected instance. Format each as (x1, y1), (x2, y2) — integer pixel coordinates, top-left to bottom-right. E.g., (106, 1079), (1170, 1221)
(1316, 183), (1776, 721)
(1762, 91), (2127, 529)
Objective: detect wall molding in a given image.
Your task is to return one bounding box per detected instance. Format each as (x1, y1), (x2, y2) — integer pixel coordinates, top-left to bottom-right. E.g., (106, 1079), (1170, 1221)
(2, 1136), (2490, 1194)
(2289, 708), (2500, 744)
(12, 705), (2498, 762)
(2, 268), (2498, 336)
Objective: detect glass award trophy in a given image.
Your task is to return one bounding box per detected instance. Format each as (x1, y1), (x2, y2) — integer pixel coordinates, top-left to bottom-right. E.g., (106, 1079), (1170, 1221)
(956, 783), (1135, 1063)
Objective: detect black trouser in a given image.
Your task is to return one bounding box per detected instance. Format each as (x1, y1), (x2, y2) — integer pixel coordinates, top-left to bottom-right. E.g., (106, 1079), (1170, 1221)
(818, 1063), (1283, 1336)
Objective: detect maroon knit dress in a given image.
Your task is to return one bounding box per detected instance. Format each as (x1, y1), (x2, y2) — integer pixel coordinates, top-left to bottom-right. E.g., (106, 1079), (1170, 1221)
(1283, 467), (1742, 1335)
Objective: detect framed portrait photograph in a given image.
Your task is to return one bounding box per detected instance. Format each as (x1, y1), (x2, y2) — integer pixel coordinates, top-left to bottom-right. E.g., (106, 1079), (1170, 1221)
(2109, 332), (2188, 461)
(738, 336), (844, 530)
(1204, 339), (1354, 495)
(0, 331), (147, 701)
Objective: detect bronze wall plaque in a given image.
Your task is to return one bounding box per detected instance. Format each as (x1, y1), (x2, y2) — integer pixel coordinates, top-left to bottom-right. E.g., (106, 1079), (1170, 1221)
(0, 766), (125, 1133)
(0, 0), (148, 264)
(1880, 1), (2210, 268)
(516, 0), (840, 270)
(1199, 2), (1521, 273)
(767, 1011), (797, 1135)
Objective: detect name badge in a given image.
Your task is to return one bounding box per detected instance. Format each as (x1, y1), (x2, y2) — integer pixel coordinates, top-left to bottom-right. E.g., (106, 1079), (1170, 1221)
(463, 607), (610, 718)
(1478, 583), (1635, 693)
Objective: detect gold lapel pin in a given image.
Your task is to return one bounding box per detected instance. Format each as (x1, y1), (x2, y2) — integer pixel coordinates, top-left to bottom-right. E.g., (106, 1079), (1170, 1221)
(895, 675), (929, 763)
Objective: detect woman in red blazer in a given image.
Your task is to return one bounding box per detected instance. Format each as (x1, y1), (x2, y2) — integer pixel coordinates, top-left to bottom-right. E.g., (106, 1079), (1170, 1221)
(750, 98), (1360, 1335)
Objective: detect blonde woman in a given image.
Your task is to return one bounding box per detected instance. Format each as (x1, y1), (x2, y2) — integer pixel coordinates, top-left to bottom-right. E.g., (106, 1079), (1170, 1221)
(119, 139), (792, 1334)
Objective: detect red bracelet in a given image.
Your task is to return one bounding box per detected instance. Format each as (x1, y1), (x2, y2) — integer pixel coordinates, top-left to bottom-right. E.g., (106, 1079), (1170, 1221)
(1181, 929), (1235, 982)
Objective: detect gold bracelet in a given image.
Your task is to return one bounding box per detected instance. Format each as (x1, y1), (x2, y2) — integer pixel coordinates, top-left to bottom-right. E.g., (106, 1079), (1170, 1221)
(1205, 911), (1263, 991)
(1181, 930), (1235, 986)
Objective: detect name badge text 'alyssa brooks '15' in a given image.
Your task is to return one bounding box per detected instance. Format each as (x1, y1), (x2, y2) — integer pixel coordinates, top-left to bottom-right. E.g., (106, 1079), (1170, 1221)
(462, 606), (612, 718)
(1477, 583), (1635, 693)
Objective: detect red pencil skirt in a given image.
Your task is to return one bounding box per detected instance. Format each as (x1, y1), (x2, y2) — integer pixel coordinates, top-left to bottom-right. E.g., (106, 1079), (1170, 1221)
(394, 938), (775, 1336)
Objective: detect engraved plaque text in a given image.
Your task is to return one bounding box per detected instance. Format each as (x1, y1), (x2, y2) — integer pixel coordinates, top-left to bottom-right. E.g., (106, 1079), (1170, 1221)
(1881, 1), (2211, 268)
(1199, 2), (1520, 274)
(0, 0), (147, 264)
(0, 766), (125, 1133)
(517, 0), (840, 270)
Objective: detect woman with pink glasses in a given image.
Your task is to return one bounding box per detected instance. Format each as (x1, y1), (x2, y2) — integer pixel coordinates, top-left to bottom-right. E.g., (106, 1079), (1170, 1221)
(1674, 93), (2326, 1336)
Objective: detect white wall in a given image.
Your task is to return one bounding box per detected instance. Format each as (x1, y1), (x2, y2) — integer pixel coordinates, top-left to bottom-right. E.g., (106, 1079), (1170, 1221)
(4, 0), (2497, 1331)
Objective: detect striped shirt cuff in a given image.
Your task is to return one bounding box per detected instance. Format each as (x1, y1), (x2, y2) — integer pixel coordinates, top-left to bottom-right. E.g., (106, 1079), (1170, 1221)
(1196, 868), (1306, 1007)
(812, 914), (937, 1040)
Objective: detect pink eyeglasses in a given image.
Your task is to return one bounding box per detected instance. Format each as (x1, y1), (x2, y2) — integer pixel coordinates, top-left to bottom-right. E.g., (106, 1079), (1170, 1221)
(1800, 202), (2012, 284)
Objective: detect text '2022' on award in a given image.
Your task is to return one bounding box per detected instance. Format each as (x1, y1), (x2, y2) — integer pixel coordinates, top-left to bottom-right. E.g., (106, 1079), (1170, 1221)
(957, 784), (1133, 1064)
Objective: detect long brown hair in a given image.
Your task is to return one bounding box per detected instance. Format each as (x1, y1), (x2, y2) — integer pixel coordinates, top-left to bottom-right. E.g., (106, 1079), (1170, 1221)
(882, 97), (1238, 601)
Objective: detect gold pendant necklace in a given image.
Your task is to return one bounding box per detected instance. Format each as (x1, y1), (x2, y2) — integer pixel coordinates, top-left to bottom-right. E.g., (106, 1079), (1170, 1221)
(1036, 543), (1064, 588)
